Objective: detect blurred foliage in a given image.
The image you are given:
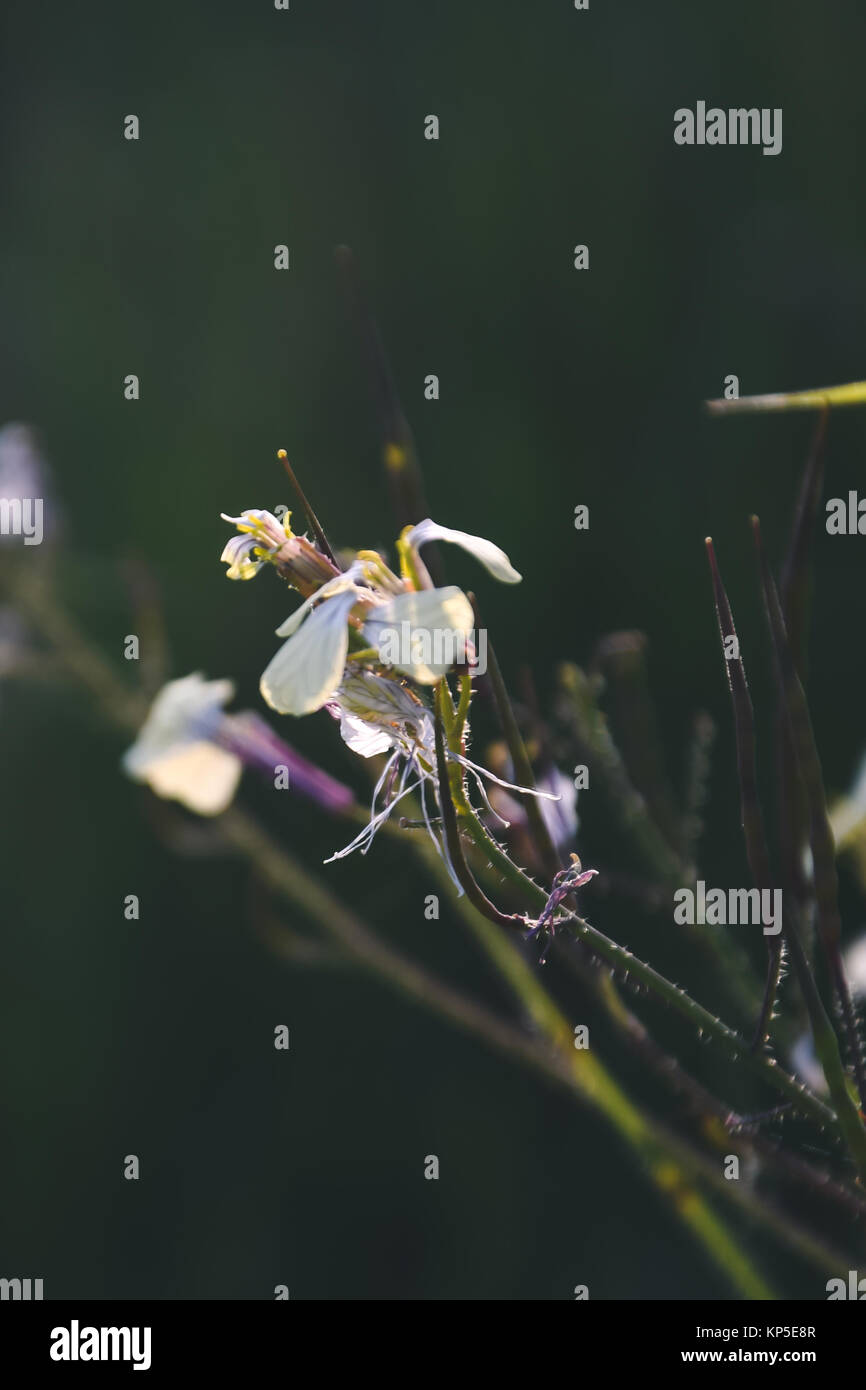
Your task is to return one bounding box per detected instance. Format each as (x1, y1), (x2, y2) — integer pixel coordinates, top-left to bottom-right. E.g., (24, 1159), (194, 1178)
(2, 0), (866, 1298)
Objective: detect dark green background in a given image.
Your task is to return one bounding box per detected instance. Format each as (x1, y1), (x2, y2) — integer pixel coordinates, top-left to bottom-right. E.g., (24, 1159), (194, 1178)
(2, 0), (865, 1298)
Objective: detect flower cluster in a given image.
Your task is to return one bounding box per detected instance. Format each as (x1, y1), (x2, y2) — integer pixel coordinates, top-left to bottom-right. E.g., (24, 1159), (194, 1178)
(121, 498), (571, 907)
(216, 507), (556, 873)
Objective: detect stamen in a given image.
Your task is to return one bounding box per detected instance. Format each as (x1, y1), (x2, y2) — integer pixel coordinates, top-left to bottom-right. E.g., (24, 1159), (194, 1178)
(325, 775), (426, 862)
(449, 749), (560, 800)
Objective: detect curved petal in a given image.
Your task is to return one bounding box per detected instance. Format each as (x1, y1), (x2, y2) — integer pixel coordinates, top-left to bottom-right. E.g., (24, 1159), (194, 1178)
(260, 589), (356, 715)
(221, 534), (264, 581)
(363, 585), (475, 683)
(405, 518), (521, 584)
(220, 509), (286, 540)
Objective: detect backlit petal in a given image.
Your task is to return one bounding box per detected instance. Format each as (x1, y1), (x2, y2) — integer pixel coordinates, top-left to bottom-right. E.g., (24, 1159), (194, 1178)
(405, 519), (521, 584)
(260, 589), (356, 715)
(363, 586), (475, 683)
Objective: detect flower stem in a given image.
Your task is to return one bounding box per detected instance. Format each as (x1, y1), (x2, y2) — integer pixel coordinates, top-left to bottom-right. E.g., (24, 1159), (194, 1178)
(706, 380), (866, 414)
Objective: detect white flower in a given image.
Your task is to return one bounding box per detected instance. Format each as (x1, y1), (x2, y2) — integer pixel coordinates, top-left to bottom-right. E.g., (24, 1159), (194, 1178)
(218, 508), (557, 873)
(221, 509), (338, 590)
(220, 510), (289, 580)
(221, 533), (268, 581)
(122, 674), (242, 815)
(124, 673), (357, 817)
(255, 519), (520, 716)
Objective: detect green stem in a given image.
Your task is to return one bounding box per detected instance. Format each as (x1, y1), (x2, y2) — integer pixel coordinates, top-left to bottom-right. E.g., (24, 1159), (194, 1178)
(452, 785), (838, 1134)
(393, 797), (866, 1277)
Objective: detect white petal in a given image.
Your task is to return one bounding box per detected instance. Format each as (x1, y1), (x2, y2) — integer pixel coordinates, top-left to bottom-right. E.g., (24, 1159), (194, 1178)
(122, 674), (234, 776)
(363, 586), (475, 683)
(275, 570), (364, 638)
(336, 709), (393, 758)
(220, 508), (284, 534)
(406, 518), (521, 583)
(221, 535), (264, 581)
(143, 742), (242, 816)
(260, 589), (356, 715)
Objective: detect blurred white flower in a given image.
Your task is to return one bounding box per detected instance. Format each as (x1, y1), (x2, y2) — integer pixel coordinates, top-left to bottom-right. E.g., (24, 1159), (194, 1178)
(123, 672), (356, 818)
(122, 674), (242, 815)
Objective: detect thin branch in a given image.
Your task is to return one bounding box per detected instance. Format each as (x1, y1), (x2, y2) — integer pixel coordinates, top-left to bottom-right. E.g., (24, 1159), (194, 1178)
(777, 410), (829, 976)
(705, 537), (783, 1049)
